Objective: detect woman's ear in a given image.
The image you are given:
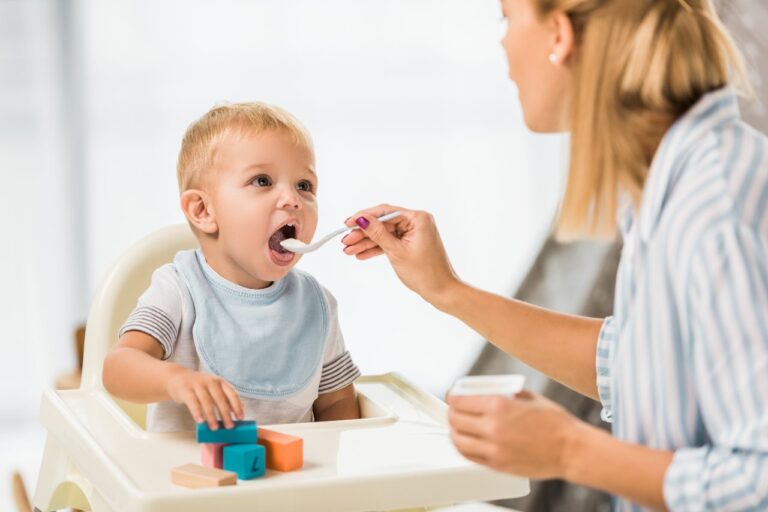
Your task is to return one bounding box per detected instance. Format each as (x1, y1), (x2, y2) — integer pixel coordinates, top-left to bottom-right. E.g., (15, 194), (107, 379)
(180, 189), (218, 234)
(548, 10), (575, 66)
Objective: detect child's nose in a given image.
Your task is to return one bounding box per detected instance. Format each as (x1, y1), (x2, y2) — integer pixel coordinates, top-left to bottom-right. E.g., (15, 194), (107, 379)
(276, 186), (301, 210)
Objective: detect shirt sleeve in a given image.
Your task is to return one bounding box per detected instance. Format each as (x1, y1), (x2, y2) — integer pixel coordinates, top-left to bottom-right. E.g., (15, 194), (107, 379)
(317, 287), (361, 394)
(596, 315), (617, 423)
(117, 264), (183, 360)
(663, 224), (768, 511)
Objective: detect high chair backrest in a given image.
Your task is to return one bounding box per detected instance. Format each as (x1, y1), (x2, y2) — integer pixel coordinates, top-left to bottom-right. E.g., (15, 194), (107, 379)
(80, 224), (198, 428)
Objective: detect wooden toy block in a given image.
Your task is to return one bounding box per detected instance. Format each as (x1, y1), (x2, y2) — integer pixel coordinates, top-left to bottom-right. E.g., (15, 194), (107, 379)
(196, 420), (257, 444)
(171, 463), (237, 488)
(201, 442), (229, 469)
(257, 428), (303, 472)
(223, 444), (266, 480)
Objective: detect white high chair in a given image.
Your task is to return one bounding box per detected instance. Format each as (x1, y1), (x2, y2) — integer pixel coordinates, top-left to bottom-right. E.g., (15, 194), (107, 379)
(32, 224), (529, 512)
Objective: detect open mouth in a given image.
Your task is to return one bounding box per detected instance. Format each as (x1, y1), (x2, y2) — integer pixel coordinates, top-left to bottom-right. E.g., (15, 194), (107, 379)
(268, 223), (297, 254)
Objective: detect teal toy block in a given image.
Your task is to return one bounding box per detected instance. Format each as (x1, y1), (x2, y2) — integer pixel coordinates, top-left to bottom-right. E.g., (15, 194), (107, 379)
(196, 420), (257, 444)
(223, 443), (266, 480)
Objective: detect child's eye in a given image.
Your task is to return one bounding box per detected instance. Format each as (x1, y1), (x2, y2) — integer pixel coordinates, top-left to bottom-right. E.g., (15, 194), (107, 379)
(251, 175), (272, 187)
(297, 180), (314, 192)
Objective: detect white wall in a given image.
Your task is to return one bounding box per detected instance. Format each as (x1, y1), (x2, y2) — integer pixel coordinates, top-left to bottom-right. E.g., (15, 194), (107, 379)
(0, 0), (564, 425)
(0, 1), (564, 507)
(0, 1), (82, 419)
(79, 0), (564, 394)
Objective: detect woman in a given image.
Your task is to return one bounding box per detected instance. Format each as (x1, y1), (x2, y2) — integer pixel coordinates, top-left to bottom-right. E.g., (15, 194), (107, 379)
(341, 0), (768, 510)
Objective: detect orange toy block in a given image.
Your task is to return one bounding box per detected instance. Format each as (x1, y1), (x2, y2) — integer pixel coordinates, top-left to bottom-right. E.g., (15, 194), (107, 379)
(201, 442), (229, 469)
(171, 463), (237, 488)
(257, 428), (303, 471)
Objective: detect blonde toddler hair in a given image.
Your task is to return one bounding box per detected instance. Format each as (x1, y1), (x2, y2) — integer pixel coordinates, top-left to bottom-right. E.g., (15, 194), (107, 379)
(176, 102), (313, 192)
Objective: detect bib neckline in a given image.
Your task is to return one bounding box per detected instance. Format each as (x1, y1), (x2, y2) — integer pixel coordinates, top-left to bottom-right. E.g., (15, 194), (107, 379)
(195, 249), (287, 304)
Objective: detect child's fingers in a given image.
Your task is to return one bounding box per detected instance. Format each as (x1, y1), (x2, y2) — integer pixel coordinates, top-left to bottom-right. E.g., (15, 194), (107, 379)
(194, 386), (220, 430)
(183, 390), (204, 424)
(208, 383), (235, 429)
(220, 381), (244, 420)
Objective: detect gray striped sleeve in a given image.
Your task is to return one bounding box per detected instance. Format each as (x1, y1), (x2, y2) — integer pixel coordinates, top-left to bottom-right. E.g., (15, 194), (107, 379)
(118, 305), (178, 360)
(318, 350), (361, 394)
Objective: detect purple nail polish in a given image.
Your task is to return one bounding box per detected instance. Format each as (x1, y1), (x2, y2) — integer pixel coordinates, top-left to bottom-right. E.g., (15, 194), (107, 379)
(356, 216), (370, 229)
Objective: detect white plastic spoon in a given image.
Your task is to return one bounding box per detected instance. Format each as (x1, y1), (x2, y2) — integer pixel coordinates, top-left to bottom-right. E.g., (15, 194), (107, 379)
(280, 211), (402, 254)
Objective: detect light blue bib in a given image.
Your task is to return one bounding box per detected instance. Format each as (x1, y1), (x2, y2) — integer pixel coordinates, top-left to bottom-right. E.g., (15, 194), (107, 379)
(174, 249), (327, 399)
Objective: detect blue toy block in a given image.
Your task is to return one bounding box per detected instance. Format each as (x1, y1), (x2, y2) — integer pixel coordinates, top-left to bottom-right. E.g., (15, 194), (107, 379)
(223, 443), (266, 480)
(196, 420), (258, 444)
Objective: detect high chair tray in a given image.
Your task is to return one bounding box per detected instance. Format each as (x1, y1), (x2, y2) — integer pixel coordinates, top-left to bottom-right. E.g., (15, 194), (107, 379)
(36, 372), (529, 512)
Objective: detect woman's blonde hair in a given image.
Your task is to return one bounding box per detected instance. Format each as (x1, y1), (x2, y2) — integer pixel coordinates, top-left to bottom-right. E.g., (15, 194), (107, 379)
(544, 0), (751, 239)
(177, 102), (313, 192)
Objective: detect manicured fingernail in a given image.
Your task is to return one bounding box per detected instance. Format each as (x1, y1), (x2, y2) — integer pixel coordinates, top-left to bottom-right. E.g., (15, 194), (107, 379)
(356, 216), (369, 229)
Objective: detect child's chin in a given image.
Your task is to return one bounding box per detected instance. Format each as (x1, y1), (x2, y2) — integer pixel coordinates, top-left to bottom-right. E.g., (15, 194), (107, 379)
(269, 264), (294, 278)
(250, 265), (291, 286)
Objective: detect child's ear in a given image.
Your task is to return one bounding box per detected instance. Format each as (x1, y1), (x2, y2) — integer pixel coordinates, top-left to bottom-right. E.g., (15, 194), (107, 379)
(180, 189), (218, 234)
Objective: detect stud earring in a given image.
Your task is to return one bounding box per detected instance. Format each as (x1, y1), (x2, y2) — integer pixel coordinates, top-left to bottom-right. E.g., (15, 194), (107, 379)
(548, 53), (558, 64)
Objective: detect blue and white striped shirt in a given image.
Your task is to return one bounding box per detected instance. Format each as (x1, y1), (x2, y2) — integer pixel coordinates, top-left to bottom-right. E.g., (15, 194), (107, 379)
(596, 87), (768, 511)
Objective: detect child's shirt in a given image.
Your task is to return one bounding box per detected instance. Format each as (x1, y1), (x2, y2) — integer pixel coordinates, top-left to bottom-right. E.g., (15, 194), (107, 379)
(118, 249), (361, 432)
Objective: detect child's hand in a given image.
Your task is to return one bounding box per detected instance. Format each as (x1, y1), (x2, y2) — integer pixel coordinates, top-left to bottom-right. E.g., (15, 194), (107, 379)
(165, 368), (244, 430)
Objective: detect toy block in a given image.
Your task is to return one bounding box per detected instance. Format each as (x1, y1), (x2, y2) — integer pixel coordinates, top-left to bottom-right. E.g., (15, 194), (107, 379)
(171, 463), (237, 488)
(257, 428), (303, 471)
(196, 420), (257, 444)
(201, 442), (229, 469)
(223, 443), (266, 480)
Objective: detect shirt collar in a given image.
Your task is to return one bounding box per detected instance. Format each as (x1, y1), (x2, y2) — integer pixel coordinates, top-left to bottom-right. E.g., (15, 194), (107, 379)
(636, 87), (740, 242)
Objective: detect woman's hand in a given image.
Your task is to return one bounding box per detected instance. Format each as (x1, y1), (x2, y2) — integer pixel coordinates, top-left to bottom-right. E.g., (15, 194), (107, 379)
(165, 367), (244, 430)
(447, 390), (585, 479)
(342, 204), (461, 307)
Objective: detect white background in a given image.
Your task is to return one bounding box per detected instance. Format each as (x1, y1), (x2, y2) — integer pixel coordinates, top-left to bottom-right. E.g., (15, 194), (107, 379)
(78, 0), (564, 395)
(5, 1), (766, 510)
(0, 0), (565, 508)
